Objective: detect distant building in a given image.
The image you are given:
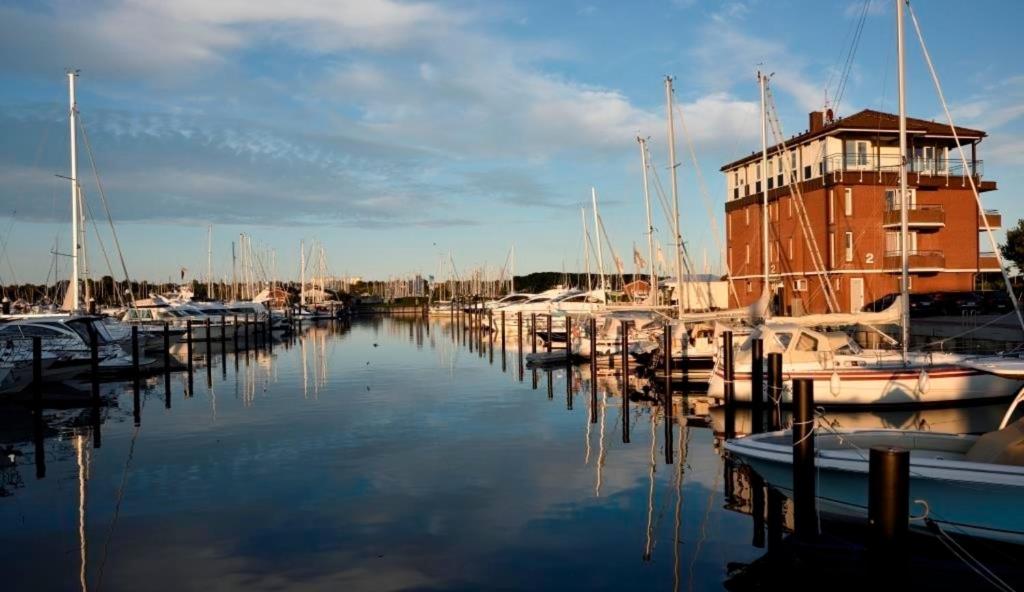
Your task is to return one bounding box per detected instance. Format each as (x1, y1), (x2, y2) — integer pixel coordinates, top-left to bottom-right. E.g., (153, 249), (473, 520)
(721, 109), (1000, 315)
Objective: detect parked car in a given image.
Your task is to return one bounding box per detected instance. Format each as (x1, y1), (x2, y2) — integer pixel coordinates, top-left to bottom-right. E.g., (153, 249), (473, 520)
(979, 290), (1013, 315)
(860, 292), (936, 316)
(931, 291), (982, 316)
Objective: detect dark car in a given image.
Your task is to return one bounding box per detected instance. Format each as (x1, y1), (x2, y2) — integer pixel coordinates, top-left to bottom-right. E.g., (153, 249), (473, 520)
(860, 292), (936, 316)
(929, 291), (981, 316)
(979, 291), (1013, 315)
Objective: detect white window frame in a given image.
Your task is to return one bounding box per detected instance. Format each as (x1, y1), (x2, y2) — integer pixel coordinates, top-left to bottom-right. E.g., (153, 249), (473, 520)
(828, 189), (834, 223)
(745, 244), (750, 264)
(794, 278), (808, 292)
(829, 231), (835, 268)
(844, 188), (852, 216)
(787, 237), (793, 260)
(844, 231), (853, 262)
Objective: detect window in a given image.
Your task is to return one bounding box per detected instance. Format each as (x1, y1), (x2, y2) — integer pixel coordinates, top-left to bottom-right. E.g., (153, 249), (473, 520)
(746, 280), (752, 293)
(774, 332), (793, 349)
(886, 231), (918, 253)
(844, 231), (853, 263)
(756, 165), (761, 180)
(734, 171), (739, 186)
(728, 215), (732, 239)
(793, 279), (808, 292)
(885, 188), (916, 210)
(745, 244), (750, 264)
(787, 196), (793, 218)
(728, 247), (733, 267)
(834, 278), (841, 291)
(745, 208), (750, 225)
(777, 156), (783, 174)
(829, 231), (835, 267)
(828, 189), (834, 223)
(770, 242), (775, 262)
(788, 237), (793, 260)
(844, 188), (852, 216)
(845, 140), (870, 167)
(768, 177), (774, 190)
(755, 181), (762, 194)
(795, 333), (819, 352)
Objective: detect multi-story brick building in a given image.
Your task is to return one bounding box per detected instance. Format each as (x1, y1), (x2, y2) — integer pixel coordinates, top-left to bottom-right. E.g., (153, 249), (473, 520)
(721, 109), (1001, 315)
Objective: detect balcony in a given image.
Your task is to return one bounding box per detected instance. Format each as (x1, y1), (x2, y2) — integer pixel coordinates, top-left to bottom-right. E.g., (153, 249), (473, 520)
(823, 153), (984, 177)
(881, 205), (945, 229)
(979, 252), (1001, 271)
(981, 209), (1002, 229)
(883, 250), (945, 272)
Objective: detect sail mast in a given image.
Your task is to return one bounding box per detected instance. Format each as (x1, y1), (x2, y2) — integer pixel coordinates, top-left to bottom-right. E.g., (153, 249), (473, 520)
(300, 239), (306, 307)
(207, 224), (213, 300)
(897, 0), (910, 363)
(510, 244), (515, 294)
(581, 207), (592, 292)
(638, 136), (657, 306)
(591, 187), (606, 291)
(758, 71), (771, 317)
(67, 70), (80, 311)
(665, 76), (685, 317)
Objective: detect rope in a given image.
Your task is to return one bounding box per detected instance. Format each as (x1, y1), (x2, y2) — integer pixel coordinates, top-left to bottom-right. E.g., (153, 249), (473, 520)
(925, 515), (1017, 592)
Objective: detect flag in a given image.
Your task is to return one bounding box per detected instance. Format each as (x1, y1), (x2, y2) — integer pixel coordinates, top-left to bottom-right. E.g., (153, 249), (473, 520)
(613, 254), (625, 275)
(633, 244), (647, 269)
(655, 243), (667, 268)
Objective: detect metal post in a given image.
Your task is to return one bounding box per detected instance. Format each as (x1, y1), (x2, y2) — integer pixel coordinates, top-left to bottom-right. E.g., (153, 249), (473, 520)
(546, 314), (552, 353)
(243, 314), (250, 350)
(589, 317), (598, 424)
(767, 352), (783, 431)
(565, 316), (572, 361)
(723, 331), (735, 440)
(232, 314), (239, 350)
(517, 311), (523, 352)
(186, 319), (194, 373)
(221, 314), (227, 343)
(869, 446), (909, 553)
(751, 338), (764, 435)
(500, 310), (506, 356)
(530, 313), (537, 354)
(792, 377), (817, 540)
(131, 325), (140, 377)
(205, 317), (212, 353)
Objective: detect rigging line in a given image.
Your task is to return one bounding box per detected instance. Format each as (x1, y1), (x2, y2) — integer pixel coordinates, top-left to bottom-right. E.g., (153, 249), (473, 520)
(833, 0), (873, 113)
(905, 0), (1024, 338)
(94, 415), (143, 592)
(77, 116), (136, 306)
(672, 103), (741, 305)
(80, 189), (122, 305)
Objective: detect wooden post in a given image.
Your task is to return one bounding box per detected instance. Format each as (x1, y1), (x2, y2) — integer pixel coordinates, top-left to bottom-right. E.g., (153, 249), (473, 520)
(204, 317), (212, 353)
(565, 316), (572, 361)
(767, 352), (783, 431)
(546, 314), (552, 353)
(32, 336), (42, 405)
(751, 337), (764, 435)
(530, 313), (537, 353)
(792, 377), (817, 540)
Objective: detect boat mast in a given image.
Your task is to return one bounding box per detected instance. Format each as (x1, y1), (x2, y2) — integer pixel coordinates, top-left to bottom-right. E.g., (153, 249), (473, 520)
(591, 187), (606, 291)
(67, 69), (80, 312)
(231, 240), (237, 301)
(665, 76), (685, 317)
(581, 207), (592, 292)
(206, 224), (213, 300)
(510, 244), (515, 294)
(300, 239), (306, 307)
(758, 70), (771, 318)
(637, 136), (657, 306)
(897, 0), (910, 363)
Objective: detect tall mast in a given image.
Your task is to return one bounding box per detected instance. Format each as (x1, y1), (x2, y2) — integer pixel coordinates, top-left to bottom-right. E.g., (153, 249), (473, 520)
(665, 76), (686, 317)
(591, 187), (606, 291)
(897, 0), (910, 363)
(638, 136), (657, 306)
(510, 244), (515, 294)
(581, 207), (592, 292)
(231, 240), (237, 301)
(758, 70), (771, 317)
(67, 70), (80, 311)
(300, 239), (306, 307)
(206, 224), (213, 300)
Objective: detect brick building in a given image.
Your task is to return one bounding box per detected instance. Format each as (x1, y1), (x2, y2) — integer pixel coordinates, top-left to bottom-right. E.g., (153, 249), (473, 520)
(721, 109), (1001, 315)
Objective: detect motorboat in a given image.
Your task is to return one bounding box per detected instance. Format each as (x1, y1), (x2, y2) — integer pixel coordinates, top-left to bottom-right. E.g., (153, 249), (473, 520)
(724, 391), (1024, 543)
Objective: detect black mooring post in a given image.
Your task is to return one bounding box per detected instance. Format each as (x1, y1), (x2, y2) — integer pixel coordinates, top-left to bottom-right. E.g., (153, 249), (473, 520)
(565, 316), (572, 362)
(90, 328), (100, 404)
(221, 314), (227, 344)
(767, 352), (783, 431)
(205, 317), (212, 354)
(621, 325), (630, 444)
(517, 311), (523, 351)
(32, 336), (42, 405)
(546, 314), (552, 353)
(589, 317), (598, 424)
(186, 320), (194, 395)
(751, 470), (766, 548)
(243, 314), (250, 351)
(162, 322), (170, 372)
(489, 309), (495, 349)
(531, 367), (538, 390)
(530, 313), (537, 354)
(500, 310), (506, 357)
(565, 364), (573, 410)
(546, 368), (553, 400)
(792, 377), (817, 540)
(131, 325), (140, 377)
(232, 314), (239, 350)
(869, 446), (909, 557)
(723, 330), (735, 440)
(663, 324), (673, 465)
(751, 337), (764, 435)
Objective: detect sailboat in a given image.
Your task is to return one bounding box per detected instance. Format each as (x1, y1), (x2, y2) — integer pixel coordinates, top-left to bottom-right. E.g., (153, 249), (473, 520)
(707, 31), (1024, 406)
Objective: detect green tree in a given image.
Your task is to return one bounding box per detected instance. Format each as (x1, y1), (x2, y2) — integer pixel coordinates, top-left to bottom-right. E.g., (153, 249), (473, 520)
(1000, 219), (1024, 274)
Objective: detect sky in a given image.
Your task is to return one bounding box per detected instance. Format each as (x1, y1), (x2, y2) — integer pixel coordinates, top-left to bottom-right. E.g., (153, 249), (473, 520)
(0, 0), (1022, 286)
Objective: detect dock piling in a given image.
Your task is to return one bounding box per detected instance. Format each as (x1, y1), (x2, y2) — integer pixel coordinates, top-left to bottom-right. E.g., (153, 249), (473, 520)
(663, 324), (673, 465)
(792, 377), (817, 540)
(751, 338), (764, 435)
(767, 352), (783, 430)
(722, 331), (735, 440)
(32, 336), (42, 405)
(869, 446), (909, 555)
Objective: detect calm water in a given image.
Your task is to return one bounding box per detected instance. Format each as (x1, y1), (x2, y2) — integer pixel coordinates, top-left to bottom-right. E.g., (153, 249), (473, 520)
(0, 317), (1017, 591)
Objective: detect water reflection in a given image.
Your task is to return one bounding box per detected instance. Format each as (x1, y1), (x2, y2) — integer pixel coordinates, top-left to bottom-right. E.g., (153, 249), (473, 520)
(0, 317), (1020, 590)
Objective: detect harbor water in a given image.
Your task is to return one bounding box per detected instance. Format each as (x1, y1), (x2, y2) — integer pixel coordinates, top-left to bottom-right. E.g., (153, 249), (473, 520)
(1, 317), (1021, 591)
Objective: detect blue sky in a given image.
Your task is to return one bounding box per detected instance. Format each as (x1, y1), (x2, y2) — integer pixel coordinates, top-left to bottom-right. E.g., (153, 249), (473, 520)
(0, 0), (1021, 285)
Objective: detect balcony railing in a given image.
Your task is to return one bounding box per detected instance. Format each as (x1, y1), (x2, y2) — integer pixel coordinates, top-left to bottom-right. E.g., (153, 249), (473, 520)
(982, 209), (1002, 229)
(881, 204), (945, 228)
(883, 250), (945, 270)
(822, 154), (983, 178)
